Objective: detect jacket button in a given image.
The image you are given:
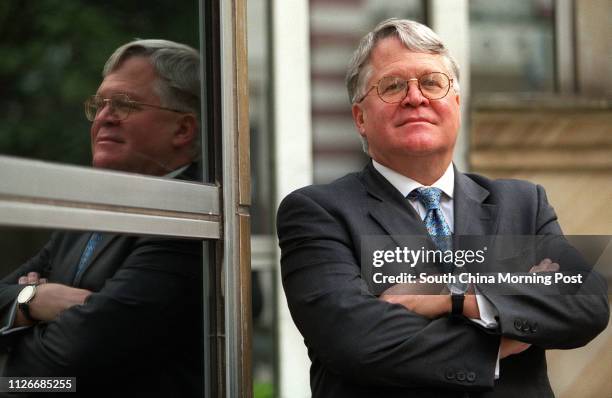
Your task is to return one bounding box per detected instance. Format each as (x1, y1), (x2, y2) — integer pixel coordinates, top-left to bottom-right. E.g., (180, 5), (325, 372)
(456, 371), (466, 381)
(445, 369), (455, 380)
(522, 322), (531, 332)
(467, 372), (476, 382)
(514, 319), (523, 331)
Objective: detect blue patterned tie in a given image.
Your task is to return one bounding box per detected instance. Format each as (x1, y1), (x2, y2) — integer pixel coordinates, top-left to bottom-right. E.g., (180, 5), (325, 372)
(411, 188), (466, 290)
(410, 187), (452, 251)
(74, 232), (103, 280)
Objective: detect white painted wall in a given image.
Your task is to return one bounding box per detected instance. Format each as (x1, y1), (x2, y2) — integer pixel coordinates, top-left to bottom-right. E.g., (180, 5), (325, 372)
(429, 0), (471, 171)
(272, 0), (312, 396)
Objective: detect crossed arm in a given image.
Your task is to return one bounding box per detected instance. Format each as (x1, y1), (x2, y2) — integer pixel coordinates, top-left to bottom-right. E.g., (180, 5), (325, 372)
(13, 272), (92, 328)
(378, 258), (561, 359)
(0, 236), (202, 377)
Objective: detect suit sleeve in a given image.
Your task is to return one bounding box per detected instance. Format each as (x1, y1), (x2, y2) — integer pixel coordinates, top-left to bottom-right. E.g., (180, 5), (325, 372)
(476, 184), (609, 349)
(1, 237), (202, 376)
(278, 191), (499, 390)
(0, 236), (56, 334)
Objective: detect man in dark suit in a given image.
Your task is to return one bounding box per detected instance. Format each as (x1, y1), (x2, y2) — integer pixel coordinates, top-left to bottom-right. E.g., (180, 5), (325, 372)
(277, 19), (609, 397)
(0, 39), (203, 396)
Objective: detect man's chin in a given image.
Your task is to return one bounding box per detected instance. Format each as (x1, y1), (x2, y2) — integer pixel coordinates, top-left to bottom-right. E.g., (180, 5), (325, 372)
(399, 138), (446, 155)
(92, 155), (126, 172)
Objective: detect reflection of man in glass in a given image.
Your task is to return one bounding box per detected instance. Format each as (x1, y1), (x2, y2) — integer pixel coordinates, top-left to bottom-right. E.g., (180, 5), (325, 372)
(0, 40), (203, 396)
(86, 41), (199, 175)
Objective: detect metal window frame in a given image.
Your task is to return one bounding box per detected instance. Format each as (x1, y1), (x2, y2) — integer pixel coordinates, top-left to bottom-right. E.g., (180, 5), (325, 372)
(219, 0), (253, 396)
(0, 157), (220, 239)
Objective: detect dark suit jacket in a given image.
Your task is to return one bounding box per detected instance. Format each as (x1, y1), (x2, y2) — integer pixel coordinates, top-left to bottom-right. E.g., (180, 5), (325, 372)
(276, 162), (609, 398)
(0, 165), (204, 397)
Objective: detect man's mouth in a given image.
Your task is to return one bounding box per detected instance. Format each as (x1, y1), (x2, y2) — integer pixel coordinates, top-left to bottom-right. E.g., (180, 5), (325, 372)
(96, 135), (124, 144)
(396, 117), (433, 127)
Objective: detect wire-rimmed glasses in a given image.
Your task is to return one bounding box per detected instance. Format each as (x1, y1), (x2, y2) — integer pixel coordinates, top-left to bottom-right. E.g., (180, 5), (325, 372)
(84, 93), (187, 122)
(357, 72), (453, 103)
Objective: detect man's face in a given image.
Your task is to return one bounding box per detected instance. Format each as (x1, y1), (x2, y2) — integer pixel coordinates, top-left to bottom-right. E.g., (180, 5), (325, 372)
(90, 56), (182, 175)
(352, 37), (460, 168)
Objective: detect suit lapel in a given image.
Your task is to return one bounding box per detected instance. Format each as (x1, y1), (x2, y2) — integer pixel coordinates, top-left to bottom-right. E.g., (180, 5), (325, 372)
(453, 170), (499, 236)
(362, 163), (500, 238)
(72, 233), (117, 286)
(361, 163), (429, 246)
(54, 233), (91, 285)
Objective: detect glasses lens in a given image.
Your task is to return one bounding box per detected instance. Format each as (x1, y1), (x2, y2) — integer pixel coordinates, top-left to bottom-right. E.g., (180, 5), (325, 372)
(84, 94), (136, 121)
(84, 96), (102, 121)
(377, 76), (408, 103)
(109, 94), (135, 120)
(419, 73), (450, 100)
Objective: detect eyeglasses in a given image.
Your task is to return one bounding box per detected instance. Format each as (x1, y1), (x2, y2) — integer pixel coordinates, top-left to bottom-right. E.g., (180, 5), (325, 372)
(357, 72), (453, 103)
(84, 93), (187, 122)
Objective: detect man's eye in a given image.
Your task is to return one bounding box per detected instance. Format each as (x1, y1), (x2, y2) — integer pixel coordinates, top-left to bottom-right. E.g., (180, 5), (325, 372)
(89, 96), (105, 107)
(381, 82), (403, 93)
(421, 79), (440, 87)
(113, 99), (135, 109)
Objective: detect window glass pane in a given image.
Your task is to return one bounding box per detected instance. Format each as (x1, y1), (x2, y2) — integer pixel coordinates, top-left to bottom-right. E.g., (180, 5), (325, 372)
(247, 0), (274, 395)
(0, 1), (205, 181)
(470, 0), (555, 94)
(251, 244), (274, 396)
(248, 0), (272, 236)
(310, 0), (426, 183)
(0, 226), (205, 394)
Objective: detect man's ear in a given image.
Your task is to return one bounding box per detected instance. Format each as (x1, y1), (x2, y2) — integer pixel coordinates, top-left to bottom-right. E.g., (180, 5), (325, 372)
(172, 114), (198, 149)
(352, 103), (367, 138)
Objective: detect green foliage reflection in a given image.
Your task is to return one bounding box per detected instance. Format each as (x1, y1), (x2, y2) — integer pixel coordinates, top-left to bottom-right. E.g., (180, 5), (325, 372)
(0, 0), (198, 165)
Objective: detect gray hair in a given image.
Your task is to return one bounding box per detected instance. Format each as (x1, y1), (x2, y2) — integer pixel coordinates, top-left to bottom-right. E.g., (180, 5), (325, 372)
(346, 18), (460, 105)
(103, 39), (201, 117)
(103, 39), (201, 159)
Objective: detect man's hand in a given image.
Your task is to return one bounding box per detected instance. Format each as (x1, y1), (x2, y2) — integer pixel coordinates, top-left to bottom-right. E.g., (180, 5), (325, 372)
(381, 292), (450, 319)
(529, 258), (559, 273)
(500, 336), (531, 359)
(18, 271), (47, 285)
(29, 283), (92, 322)
(14, 272), (92, 326)
(379, 281), (451, 319)
(378, 282), (451, 319)
(379, 280), (482, 319)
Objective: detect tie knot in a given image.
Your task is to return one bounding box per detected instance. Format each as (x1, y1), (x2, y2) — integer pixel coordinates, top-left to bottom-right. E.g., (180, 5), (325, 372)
(410, 187), (442, 210)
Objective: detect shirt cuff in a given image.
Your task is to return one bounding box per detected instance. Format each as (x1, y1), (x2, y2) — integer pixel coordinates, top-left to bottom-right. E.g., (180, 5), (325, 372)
(468, 290), (499, 329)
(0, 300), (31, 336)
(495, 345), (500, 379)
(467, 290), (500, 379)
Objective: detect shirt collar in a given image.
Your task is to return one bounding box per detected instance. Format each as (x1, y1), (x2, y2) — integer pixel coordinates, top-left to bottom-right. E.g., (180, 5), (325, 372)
(372, 159), (454, 199)
(163, 163), (190, 179)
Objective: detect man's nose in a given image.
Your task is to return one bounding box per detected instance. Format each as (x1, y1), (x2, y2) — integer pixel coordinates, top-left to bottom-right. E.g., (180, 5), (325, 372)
(94, 102), (120, 122)
(401, 79), (428, 107)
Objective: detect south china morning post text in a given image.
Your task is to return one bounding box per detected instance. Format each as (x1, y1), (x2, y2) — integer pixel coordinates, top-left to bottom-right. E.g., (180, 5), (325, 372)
(361, 235), (593, 292)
